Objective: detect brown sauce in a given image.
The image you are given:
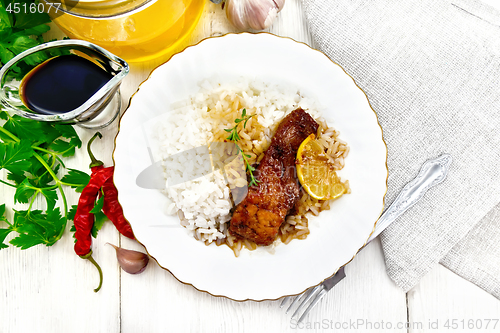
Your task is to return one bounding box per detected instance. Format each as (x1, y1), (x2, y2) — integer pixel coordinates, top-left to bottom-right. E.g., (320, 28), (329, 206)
(20, 55), (112, 115)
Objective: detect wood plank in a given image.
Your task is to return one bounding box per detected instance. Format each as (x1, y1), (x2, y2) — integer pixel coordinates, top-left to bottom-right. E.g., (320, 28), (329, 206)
(287, 240), (408, 333)
(478, 0), (500, 10)
(408, 264), (500, 333)
(120, 239), (407, 332)
(6, 1), (497, 332)
(0, 126), (121, 333)
(0, 22), (122, 333)
(119, 3), (407, 333)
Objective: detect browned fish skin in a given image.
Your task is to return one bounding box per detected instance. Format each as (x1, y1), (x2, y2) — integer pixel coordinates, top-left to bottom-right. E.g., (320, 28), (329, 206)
(229, 108), (319, 245)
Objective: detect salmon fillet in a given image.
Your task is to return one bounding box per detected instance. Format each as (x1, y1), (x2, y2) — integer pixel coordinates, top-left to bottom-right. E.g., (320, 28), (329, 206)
(229, 108), (319, 245)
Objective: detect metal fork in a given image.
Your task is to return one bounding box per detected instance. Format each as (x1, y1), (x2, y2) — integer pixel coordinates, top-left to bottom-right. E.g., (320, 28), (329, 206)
(281, 153), (452, 323)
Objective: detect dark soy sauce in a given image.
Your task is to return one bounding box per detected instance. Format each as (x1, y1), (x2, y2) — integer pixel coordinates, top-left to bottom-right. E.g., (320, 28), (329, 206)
(20, 55), (113, 115)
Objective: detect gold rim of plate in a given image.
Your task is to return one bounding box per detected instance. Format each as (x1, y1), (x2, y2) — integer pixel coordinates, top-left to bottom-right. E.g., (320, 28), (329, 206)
(111, 32), (389, 302)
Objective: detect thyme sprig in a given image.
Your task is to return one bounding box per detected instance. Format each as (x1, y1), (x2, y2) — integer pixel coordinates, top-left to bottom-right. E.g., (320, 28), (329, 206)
(224, 109), (260, 187)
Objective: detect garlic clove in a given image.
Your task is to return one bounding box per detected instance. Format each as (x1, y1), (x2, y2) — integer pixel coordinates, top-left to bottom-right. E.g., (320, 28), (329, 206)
(274, 0), (285, 11)
(107, 243), (149, 274)
(226, 0), (247, 30)
(247, 0), (273, 30)
(226, 0), (285, 31)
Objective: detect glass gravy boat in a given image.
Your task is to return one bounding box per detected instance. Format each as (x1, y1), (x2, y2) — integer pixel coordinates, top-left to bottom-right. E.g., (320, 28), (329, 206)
(0, 39), (129, 129)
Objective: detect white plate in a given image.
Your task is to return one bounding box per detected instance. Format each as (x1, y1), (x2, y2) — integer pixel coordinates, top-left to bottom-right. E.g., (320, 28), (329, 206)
(113, 33), (387, 301)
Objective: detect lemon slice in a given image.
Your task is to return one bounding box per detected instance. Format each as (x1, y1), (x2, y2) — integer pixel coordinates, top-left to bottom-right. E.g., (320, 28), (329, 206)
(297, 134), (346, 200)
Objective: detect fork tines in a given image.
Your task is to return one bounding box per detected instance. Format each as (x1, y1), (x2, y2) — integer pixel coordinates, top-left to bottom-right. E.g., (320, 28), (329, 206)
(280, 285), (326, 324)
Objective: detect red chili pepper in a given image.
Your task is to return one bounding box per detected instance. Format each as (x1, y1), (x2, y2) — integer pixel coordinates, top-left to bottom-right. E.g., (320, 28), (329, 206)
(87, 132), (104, 174)
(73, 165), (113, 292)
(87, 132), (135, 239)
(74, 167), (114, 256)
(101, 167), (135, 239)
(73, 133), (115, 292)
(74, 133), (106, 255)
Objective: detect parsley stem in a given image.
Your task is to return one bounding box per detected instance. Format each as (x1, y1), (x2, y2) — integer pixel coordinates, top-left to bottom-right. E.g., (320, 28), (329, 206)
(0, 126), (20, 142)
(32, 146), (54, 155)
(33, 152), (68, 218)
(33, 152), (59, 185)
(27, 193), (37, 212)
(32, 146), (72, 161)
(31, 147), (59, 169)
(59, 181), (85, 188)
(55, 190), (68, 239)
(39, 184), (58, 191)
(0, 179), (16, 187)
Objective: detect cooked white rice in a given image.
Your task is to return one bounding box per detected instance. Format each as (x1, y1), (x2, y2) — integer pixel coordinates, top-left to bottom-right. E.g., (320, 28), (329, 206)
(152, 78), (349, 252)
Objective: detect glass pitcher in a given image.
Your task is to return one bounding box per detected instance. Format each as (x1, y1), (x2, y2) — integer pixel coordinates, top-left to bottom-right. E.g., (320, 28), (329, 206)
(40, 0), (206, 62)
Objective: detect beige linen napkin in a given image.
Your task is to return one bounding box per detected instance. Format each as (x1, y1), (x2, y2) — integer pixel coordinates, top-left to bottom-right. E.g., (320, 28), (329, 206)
(301, 0), (500, 298)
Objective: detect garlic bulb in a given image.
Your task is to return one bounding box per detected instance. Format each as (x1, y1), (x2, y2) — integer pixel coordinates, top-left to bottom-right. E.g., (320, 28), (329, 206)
(225, 0), (285, 31)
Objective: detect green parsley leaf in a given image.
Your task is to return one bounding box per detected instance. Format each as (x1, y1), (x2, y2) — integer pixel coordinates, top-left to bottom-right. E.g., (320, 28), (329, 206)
(91, 211), (108, 239)
(9, 208), (66, 248)
(67, 205), (77, 222)
(0, 43), (14, 64)
(3, 115), (47, 142)
(49, 139), (77, 157)
(39, 187), (58, 211)
(0, 140), (32, 175)
(7, 0), (49, 28)
(13, 178), (36, 204)
(8, 34), (39, 54)
(89, 190), (107, 239)
(60, 169), (90, 192)
(9, 232), (45, 249)
(68, 203), (108, 240)
(0, 0), (52, 78)
(0, 3), (12, 38)
(0, 204), (6, 221)
(53, 124), (82, 149)
(11, 208), (27, 229)
(22, 49), (49, 67)
(13, 176), (59, 211)
(6, 171), (24, 185)
(9, 210), (44, 248)
(70, 225), (76, 242)
(37, 163), (60, 188)
(9, 24), (50, 38)
(13, 11), (50, 31)
(0, 206), (12, 249)
(90, 194), (104, 214)
(26, 154), (45, 180)
(0, 228), (12, 249)
(43, 208), (66, 244)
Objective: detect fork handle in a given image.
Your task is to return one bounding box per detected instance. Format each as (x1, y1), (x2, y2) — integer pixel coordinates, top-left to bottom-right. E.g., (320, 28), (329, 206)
(366, 153), (452, 244)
